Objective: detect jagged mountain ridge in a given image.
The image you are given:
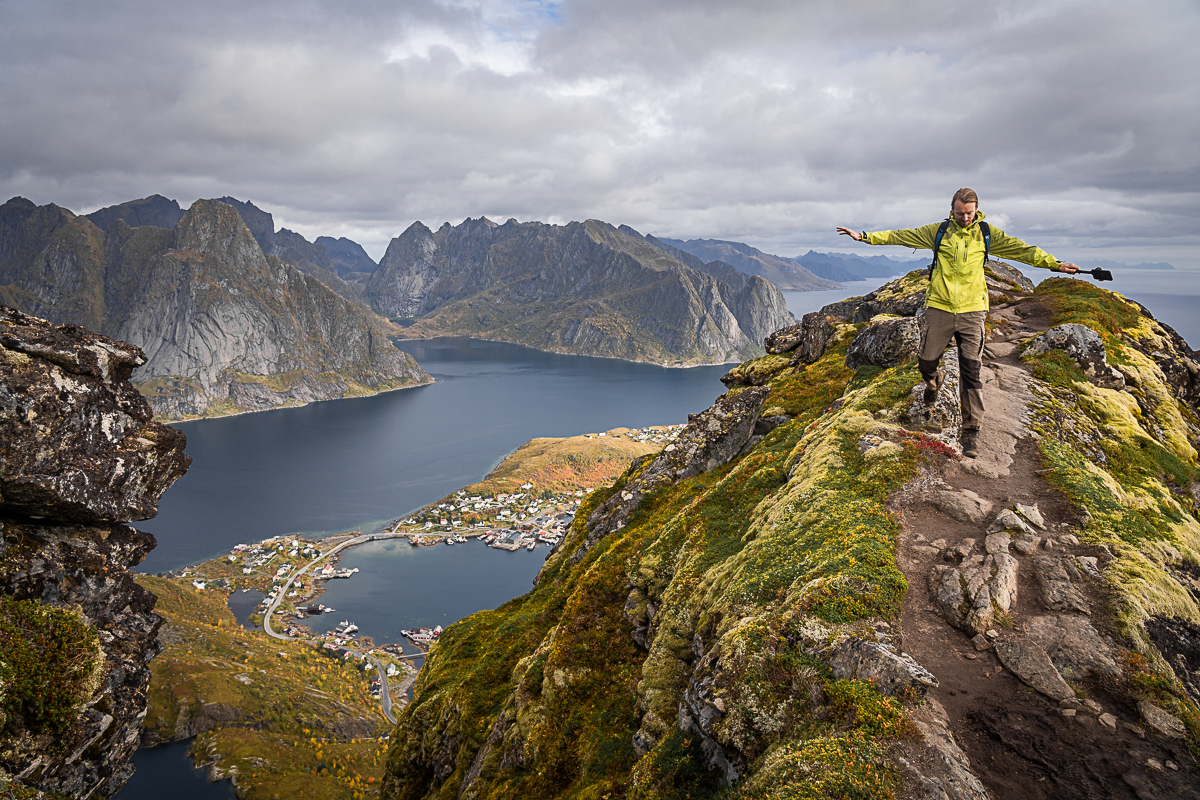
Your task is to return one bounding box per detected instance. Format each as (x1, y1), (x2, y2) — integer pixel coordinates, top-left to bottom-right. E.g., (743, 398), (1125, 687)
(380, 271), (1200, 799)
(369, 217), (795, 365)
(83, 196), (797, 366)
(0, 197), (430, 420)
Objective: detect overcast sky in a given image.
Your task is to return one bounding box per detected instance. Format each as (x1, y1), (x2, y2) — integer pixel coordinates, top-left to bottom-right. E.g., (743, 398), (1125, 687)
(2, 0), (1198, 267)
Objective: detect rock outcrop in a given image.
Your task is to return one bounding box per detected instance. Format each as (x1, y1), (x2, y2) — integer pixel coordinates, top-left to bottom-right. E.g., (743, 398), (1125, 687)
(0, 197), (431, 420)
(370, 218), (796, 365)
(0, 307), (189, 797)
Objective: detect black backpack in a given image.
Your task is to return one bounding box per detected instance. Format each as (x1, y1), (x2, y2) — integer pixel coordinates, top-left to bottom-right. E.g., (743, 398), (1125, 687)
(929, 218), (989, 279)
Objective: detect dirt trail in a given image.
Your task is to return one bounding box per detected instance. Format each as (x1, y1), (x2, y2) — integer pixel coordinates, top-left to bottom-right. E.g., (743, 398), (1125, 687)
(893, 297), (1198, 799)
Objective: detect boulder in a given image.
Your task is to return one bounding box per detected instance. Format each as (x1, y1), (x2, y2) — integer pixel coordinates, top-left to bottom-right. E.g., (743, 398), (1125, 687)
(928, 489), (993, 525)
(984, 260), (1036, 293)
(1137, 701), (1187, 739)
(818, 275), (927, 323)
(995, 639), (1076, 701)
(845, 315), (921, 369)
(720, 354), (792, 387)
(1023, 323), (1125, 389)
(906, 347), (962, 431)
(1033, 555), (1090, 614)
(1025, 615), (1120, 679)
(763, 323), (804, 354)
(988, 508), (1036, 536)
(828, 637), (939, 697)
(930, 552), (1018, 635)
(785, 312), (839, 366)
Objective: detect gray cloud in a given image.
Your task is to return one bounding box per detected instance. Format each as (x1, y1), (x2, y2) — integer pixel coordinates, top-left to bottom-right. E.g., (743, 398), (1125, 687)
(1, 0), (1197, 266)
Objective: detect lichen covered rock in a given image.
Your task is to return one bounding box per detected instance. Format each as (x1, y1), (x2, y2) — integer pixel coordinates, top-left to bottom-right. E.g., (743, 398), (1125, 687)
(1023, 322), (1126, 389)
(0, 307), (188, 797)
(845, 314), (920, 369)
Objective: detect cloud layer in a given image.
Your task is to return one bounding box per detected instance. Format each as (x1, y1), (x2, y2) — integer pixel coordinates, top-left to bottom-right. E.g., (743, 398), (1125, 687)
(2, 0), (1197, 266)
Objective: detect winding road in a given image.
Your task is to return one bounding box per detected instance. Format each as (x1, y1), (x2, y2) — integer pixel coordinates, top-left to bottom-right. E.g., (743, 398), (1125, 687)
(261, 532), (409, 724)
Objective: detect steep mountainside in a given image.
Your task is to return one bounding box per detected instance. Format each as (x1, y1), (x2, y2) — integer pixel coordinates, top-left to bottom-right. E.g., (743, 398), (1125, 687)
(381, 271), (1200, 800)
(0, 197), (430, 420)
(371, 218), (795, 365)
(0, 307), (190, 797)
(659, 237), (839, 291)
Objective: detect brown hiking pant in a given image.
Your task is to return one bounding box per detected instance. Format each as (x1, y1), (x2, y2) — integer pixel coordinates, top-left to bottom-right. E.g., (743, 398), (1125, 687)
(919, 308), (986, 430)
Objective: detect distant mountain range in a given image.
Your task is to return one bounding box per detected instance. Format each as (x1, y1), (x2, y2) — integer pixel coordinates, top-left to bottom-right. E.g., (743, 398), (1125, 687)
(2, 196), (801, 415)
(1080, 259), (1176, 271)
(660, 238), (924, 284)
(1, 197), (430, 420)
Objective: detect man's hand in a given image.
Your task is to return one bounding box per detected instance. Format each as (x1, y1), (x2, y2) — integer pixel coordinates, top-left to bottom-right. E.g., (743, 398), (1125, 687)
(836, 227), (863, 241)
(1057, 262), (1080, 274)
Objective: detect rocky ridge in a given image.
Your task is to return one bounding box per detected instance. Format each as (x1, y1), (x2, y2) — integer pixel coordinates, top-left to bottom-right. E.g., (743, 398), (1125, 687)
(0, 196), (431, 420)
(0, 307), (189, 797)
(381, 265), (1200, 800)
(374, 218), (795, 365)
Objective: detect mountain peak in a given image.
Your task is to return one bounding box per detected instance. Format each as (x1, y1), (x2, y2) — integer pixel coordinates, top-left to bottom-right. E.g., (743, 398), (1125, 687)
(174, 199), (268, 269)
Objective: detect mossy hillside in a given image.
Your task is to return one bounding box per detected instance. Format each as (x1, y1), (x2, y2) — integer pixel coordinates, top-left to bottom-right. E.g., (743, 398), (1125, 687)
(138, 576), (390, 800)
(383, 323), (951, 799)
(1024, 279), (1200, 737)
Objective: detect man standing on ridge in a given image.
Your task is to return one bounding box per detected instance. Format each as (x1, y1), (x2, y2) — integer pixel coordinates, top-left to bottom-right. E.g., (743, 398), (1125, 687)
(836, 188), (1079, 459)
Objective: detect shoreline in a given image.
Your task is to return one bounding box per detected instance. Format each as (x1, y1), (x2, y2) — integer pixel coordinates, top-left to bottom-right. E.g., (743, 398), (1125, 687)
(151, 373), (437, 425)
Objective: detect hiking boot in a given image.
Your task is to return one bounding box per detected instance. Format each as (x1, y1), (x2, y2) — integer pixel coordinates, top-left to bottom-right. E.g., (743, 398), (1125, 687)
(961, 428), (980, 459)
(923, 369), (944, 405)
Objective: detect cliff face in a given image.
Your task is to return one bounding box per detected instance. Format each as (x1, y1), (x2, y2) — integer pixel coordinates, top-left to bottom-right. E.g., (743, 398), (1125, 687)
(370, 218), (795, 365)
(382, 271), (1200, 800)
(0, 197), (431, 420)
(0, 306), (189, 797)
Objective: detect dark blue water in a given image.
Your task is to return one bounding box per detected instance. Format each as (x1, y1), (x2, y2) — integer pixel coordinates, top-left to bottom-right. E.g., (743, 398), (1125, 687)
(294, 538), (545, 642)
(140, 338), (730, 574)
(114, 740), (237, 800)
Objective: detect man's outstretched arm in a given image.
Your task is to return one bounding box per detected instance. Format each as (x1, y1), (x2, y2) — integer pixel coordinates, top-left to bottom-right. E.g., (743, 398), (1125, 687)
(837, 224), (940, 250)
(990, 229), (1079, 273)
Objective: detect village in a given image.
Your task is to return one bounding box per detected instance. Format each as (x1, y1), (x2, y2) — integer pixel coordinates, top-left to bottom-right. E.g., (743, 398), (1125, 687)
(162, 424), (682, 709)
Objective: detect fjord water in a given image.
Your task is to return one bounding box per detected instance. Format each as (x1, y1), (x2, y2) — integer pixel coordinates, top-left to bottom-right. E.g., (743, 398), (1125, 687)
(141, 338), (731, 574)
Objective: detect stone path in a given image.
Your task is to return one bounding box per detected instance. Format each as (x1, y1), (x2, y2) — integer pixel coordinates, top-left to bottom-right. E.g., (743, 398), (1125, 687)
(891, 298), (1199, 800)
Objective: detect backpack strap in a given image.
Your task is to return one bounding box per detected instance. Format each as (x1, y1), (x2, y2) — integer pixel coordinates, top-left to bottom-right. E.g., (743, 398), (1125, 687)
(928, 219), (951, 279)
(928, 219), (992, 280)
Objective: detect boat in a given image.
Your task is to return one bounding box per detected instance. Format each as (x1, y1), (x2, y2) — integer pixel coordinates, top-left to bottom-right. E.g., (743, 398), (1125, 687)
(445, 538), (455, 546)
(526, 542), (537, 551)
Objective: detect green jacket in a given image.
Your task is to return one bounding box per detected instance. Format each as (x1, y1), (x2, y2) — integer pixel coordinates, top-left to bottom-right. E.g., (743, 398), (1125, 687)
(862, 212), (1062, 314)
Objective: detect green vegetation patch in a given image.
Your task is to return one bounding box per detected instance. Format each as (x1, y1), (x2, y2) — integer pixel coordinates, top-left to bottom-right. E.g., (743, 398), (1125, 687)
(0, 597), (101, 738)
(138, 576), (390, 800)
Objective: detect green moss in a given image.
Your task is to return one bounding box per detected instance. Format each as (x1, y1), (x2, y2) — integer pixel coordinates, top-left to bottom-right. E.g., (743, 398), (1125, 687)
(0, 597), (101, 737)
